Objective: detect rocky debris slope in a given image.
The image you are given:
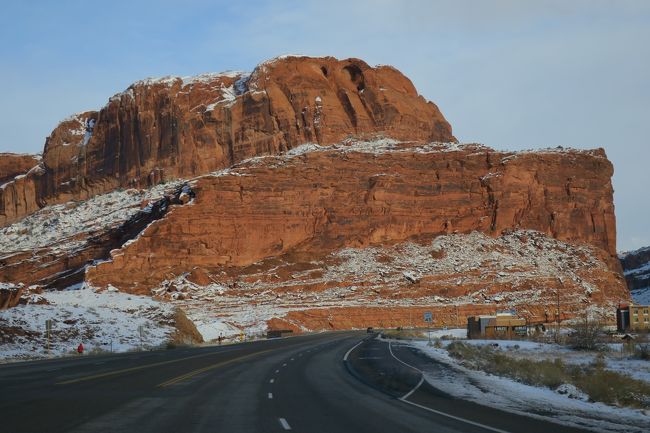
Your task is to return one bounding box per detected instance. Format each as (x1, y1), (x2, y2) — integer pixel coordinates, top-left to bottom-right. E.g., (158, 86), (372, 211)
(149, 230), (626, 337)
(620, 246), (650, 304)
(0, 56), (454, 227)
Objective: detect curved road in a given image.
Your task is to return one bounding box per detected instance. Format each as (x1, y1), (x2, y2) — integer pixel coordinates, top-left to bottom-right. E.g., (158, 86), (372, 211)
(0, 332), (592, 433)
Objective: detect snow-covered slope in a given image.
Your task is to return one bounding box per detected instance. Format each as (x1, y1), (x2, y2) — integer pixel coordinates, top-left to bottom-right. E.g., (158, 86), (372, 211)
(0, 284), (175, 361)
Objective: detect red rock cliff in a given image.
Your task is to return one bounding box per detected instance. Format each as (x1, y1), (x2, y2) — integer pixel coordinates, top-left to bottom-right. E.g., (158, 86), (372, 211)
(0, 56), (454, 227)
(86, 141), (620, 293)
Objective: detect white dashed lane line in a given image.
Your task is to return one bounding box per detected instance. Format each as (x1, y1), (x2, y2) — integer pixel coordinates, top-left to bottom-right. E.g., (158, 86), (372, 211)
(282, 363), (287, 367)
(270, 378), (275, 384)
(268, 392), (273, 399)
(275, 369), (280, 374)
(278, 418), (291, 430)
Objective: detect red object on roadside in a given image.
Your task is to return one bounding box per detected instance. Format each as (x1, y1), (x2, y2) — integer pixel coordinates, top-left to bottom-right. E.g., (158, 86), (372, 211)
(77, 343), (84, 354)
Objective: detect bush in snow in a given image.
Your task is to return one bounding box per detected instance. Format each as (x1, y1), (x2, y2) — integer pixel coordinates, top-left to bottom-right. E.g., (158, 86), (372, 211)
(567, 316), (605, 351)
(445, 341), (650, 408)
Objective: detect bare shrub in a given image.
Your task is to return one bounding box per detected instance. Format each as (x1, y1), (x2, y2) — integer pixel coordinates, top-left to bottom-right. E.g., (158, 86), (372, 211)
(445, 341), (650, 409)
(568, 317), (605, 351)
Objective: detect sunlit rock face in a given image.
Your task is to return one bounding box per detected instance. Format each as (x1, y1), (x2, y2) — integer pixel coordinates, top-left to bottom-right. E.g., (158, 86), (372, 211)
(0, 56), (454, 227)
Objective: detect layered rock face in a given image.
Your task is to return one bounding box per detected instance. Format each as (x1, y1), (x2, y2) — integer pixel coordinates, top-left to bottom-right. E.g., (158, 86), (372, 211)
(0, 153), (41, 224)
(87, 141), (620, 292)
(83, 140), (627, 331)
(620, 246), (650, 303)
(0, 56), (454, 227)
(0, 154), (39, 184)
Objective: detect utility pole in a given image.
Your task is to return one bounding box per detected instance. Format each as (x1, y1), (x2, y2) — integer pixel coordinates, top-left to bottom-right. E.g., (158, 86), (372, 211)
(555, 277), (563, 343)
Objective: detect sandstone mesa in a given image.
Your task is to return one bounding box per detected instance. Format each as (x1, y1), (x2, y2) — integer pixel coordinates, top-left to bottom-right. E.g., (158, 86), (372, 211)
(0, 55), (630, 353)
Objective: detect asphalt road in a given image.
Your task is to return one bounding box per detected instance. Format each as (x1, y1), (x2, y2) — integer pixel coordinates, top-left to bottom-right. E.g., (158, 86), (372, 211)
(0, 332), (594, 433)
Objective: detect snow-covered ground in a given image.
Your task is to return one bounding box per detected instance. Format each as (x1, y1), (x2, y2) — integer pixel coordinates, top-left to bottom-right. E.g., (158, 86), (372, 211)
(0, 284), (175, 361)
(406, 337), (650, 432)
(404, 328), (650, 383)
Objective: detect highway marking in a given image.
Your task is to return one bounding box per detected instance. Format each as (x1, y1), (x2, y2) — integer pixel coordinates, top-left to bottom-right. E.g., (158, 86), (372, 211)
(342, 340), (363, 361)
(290, 358), (294, 361)
(57, 349), (241, 385)
(401, 376), (424, 400)
(275, 369), (280, 374)
(388, 341), (511, 433)
(358, 356), (383, 360)
(268, 392), (273, 399)
(387, 341), (420, 372)
(158, 349), (275, 387)
(298, 353), (302, 357)
(282, 363), (287, 367)
(278, 418), (291, 430)
(399, 399), (511, 433)
(270, 378), (275, 384)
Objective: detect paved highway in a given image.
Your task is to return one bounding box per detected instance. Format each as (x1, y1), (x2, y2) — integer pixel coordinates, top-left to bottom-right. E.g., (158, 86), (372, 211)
(0, 332), (593, 433)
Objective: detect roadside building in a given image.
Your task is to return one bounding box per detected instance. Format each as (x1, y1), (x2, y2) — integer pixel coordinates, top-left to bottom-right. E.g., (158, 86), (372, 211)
(467, 311), (527, 339)
(616, 304), (650, 332)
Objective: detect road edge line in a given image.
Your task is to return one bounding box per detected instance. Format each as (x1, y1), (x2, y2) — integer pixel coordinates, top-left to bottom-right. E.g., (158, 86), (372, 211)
(388, 340), (512, 433)
(342, 340), (363, 361)
(398, 398), (511, 433)
(387, 340), (421, 372)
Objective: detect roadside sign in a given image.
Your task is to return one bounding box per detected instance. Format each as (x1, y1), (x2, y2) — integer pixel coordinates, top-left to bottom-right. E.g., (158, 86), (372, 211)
(424, 311), (432, 323)
(45, 319), (53, 355)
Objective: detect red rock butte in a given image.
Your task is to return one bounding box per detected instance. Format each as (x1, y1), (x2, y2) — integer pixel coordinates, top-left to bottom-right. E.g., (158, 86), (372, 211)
(0, 55), (453, 227)
(0, 55), (629, 333)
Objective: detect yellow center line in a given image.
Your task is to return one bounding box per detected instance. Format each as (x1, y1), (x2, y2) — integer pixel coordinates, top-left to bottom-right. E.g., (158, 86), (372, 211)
(56, 350), (241, 385)
(157, 349), (275, 388)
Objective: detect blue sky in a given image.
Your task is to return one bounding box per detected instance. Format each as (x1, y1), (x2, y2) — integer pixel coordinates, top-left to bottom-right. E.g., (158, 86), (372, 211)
(1, 0), (648, 251)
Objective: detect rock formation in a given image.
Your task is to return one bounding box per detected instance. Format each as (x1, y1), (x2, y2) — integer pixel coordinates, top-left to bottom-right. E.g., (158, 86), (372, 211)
(0, 55), (630, 340)
(87, 141), (620, 292)
(0, 56), (454, 227)
(0, 153), (39, 185)
(0, 284), (23, 310)
(620, 246), (650, 303)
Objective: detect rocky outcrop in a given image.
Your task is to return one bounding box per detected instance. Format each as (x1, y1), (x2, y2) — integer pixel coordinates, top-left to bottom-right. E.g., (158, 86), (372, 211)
(0, 184), (192, 291)
(0, 56), (454, 227)
(0, 154), (41, 225)
(86, 141), (622, 298)
(0, 284), (23, 310)
(0, 154), (39, 185)
(620, 247), (650, 302)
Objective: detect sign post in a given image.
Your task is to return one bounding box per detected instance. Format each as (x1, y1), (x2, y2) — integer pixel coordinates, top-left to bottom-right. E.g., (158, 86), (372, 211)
(424, 311), (433, 345)
(138, 325), (144, 350)
(45, 319), (52, 356)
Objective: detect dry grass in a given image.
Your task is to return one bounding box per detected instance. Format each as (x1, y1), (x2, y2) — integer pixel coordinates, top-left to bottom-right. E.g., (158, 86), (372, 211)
(446, 341), (650, 409)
